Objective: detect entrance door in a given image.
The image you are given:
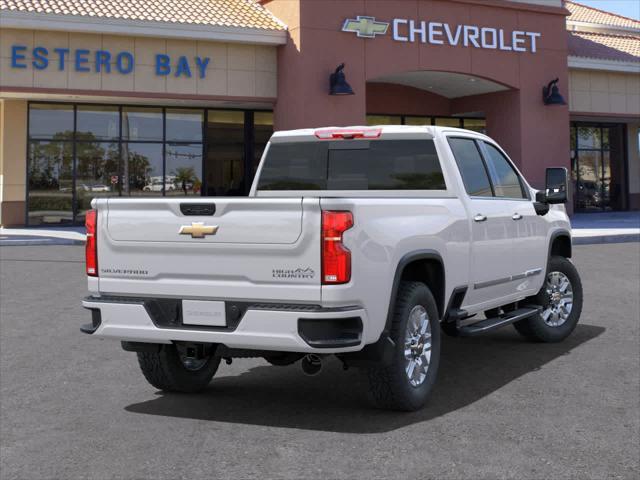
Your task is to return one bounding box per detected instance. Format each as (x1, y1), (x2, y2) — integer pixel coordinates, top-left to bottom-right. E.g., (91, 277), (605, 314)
(572, 124), (627, 212)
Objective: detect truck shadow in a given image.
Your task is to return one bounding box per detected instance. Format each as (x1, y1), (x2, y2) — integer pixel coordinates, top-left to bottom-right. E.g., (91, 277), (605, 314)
(125, 324), (604, 434)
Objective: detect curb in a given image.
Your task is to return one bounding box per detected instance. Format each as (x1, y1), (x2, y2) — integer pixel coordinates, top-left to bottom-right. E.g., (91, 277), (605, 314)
(573, 234), (640, 245)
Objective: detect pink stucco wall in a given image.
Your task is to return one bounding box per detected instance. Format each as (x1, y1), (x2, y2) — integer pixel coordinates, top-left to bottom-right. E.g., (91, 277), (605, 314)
(264, 0), (571, 189)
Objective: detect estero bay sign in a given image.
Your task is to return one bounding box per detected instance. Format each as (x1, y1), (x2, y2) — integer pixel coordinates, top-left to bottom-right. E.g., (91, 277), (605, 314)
(342, 15), (542, 53)
(9, 45), (211, 78)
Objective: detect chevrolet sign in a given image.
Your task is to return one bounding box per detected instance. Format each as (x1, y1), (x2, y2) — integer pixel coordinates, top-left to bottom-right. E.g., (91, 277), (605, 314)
(342, 16), (541, 53)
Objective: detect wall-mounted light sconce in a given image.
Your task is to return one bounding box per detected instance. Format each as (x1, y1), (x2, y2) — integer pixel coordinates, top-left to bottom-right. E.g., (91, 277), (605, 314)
(329, 63), (354, 95)
(543, 78), (567, 106)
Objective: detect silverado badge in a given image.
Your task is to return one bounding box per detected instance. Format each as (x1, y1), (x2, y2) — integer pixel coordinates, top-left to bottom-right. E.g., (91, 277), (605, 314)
(179, 222), (219, 238)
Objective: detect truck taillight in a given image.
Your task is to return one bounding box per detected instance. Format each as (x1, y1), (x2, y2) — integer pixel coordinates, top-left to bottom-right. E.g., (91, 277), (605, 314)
(322, 211), (353, 285)
(85, 209), (98, 277)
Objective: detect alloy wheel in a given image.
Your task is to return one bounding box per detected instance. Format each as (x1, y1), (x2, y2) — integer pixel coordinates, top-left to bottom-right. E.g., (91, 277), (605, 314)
(542, 271), (574, 327)
(404, 305), (432, 387)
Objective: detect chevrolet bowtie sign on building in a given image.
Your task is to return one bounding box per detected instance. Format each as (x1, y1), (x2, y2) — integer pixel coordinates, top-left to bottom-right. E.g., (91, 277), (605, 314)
(342, 15), (542, 53)
(341, 16), (390, 38)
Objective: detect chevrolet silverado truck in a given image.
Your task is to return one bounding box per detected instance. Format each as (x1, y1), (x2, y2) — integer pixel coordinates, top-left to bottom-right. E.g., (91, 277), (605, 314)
(81, 125), (582, 411)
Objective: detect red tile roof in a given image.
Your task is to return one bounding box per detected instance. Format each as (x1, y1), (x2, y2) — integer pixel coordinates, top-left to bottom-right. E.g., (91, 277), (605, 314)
(566, 1), (640, 30)
(568, 31), (640, 62)
(0, 0), (286, 30)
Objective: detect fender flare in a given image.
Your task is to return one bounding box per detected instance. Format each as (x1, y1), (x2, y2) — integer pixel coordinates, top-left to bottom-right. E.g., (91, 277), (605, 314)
(548, 229), (572, 260)
(383, 249), (445, 334)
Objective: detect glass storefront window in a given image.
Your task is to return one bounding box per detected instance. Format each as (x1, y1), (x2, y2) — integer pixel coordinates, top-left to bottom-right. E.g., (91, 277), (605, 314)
(367, 114), (487, 133)
(254, 111), (274, 174)
(29, 104), (74, 140)
(166, 109), (203, 143)
(404, 117), (431, 126)
(206, 110), (245, 196)
(26, 103), (273, 224)
(577, 126), (601, 149)
(76, 106), (120, 141)
(123, 143), (164, 196)
(27, 140), (74, 225)
(166, 144), (203, 196)
(366, 115), (402, 126)
(462, 118), (486, 133)
(435, 117), (462, 128)
(573, 123), (627, 212)
(122, 107), (163, 141)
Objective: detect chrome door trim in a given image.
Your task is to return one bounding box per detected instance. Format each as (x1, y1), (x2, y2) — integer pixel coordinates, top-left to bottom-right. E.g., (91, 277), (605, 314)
(474, 268), (542, 290)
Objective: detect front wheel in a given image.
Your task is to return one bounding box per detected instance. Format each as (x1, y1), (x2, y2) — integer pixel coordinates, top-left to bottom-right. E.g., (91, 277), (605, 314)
(137, 344), (221, 393)
(365, 281), (441, 411)
(513, 255), (583, 342)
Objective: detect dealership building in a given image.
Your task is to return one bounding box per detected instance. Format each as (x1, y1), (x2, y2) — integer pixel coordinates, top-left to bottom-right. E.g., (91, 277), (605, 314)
(0, 0), (638, 226)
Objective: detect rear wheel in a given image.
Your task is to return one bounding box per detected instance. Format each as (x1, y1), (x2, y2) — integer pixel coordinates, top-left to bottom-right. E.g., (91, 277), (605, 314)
(513, 255), (583, 342)
(137, 344), (221, 393)
(366, 281), (441, 411)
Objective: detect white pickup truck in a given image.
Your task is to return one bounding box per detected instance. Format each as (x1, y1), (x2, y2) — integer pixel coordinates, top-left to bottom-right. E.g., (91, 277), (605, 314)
(81, 125), (582, 411)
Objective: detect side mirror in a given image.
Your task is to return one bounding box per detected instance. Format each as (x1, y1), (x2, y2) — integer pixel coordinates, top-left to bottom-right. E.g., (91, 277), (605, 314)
(542, 167), (568, 204)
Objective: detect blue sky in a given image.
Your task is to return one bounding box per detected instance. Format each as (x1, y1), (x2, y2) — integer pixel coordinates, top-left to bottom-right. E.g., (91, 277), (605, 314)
(577, 1), (640, 20)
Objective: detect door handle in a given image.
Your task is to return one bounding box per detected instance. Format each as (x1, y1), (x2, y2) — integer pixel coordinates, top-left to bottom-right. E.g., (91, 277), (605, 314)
(512, 213), (523, 221)
(474, 214), (487, 222)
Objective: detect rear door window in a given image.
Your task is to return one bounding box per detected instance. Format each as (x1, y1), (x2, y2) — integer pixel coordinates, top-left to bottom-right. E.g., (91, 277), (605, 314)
(448, 138), (493, 197)
(258, 140), (446, 191)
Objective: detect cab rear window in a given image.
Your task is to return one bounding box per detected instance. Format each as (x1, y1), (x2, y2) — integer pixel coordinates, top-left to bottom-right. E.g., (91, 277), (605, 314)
(257, 140), (445, 191)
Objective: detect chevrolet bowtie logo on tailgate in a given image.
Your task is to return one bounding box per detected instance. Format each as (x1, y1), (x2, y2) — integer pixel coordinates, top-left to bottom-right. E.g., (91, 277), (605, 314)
(342, 16), (389, 38)
(179, 222), (219, 238)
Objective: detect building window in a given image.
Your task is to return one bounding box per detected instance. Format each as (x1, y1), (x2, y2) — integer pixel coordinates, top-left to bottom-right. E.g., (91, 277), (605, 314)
(367, 115), (486, 134)
(26, 103), (272, 225)
(571, 123), (627, 212)
(366, 115), (402, 126)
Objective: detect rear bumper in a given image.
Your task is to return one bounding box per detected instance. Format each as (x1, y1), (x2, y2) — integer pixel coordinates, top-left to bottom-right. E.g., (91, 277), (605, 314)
(81, 296), (367, 354)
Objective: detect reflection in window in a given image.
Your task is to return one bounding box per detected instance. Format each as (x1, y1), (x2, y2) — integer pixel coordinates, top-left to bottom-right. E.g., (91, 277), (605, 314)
(76, 142), (120, 220)
(448, 138), (493, 197)
(166, 144), (203, 196)
(206, 110), (245, 196)
(166, 109), (203, 142)
(577, 126), (601, 149)
(76, 106), (119, 140)
(123, 143), (164, 196)
(122, 107), (163, 141)
(28, 141), (74, 225)
(482, 143), (525, 199)
(29, 104), (74, 140)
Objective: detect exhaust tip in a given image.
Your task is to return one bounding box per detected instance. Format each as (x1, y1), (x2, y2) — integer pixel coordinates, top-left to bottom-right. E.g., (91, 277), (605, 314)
(301, 354), (322, 376)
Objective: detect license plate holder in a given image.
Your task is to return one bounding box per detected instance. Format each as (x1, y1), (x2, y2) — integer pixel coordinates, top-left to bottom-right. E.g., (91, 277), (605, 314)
(182, 300), (226, 327)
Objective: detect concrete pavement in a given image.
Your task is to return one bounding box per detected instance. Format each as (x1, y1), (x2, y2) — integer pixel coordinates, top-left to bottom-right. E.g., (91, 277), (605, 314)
(0, 243), (638, 479)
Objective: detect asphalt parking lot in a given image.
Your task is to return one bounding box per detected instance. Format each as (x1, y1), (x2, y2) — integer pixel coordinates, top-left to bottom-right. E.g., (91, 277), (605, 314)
(1, 243), (638, 479)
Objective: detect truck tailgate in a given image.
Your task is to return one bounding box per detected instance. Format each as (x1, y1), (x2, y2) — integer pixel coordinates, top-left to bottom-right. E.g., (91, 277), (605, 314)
(95, 197), (322, 302)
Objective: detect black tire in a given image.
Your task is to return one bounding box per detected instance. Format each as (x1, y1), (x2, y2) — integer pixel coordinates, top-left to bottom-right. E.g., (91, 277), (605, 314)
(366, 281), (441, 411)
(137, 344), (221, 393)
(513, 255), (583, 343)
